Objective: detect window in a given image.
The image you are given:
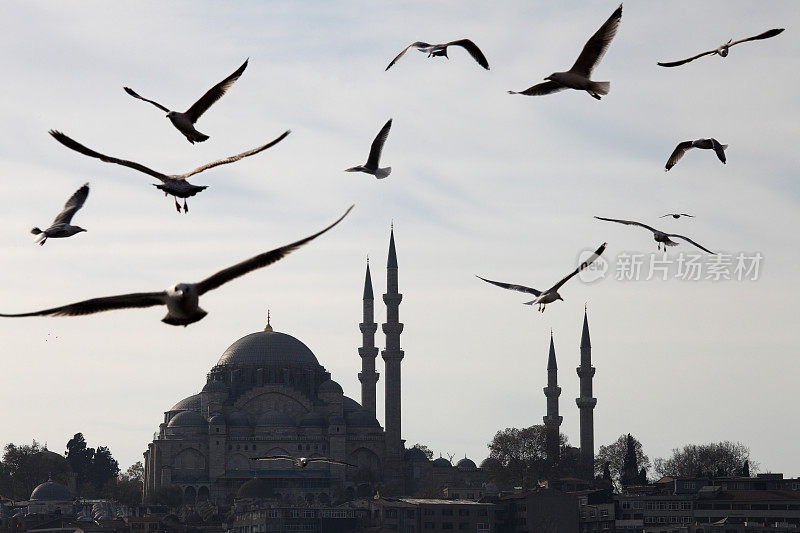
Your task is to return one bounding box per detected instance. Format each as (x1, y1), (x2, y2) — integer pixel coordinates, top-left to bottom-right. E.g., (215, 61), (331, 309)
(424, 509), (435, 516)
(424, 523), (434, 530)
(459, 509), (470, 516)
(634, 501), (644, 510)
(268, 510), (278, 518)
(442, 509), (453, 516)
(685, 482), (696, 489)
(681, 502), (691, 510)
(622, 501), (632, 510)
(601, 509), (609, 518)
(478, 509), (487, 516)
(244, 445), (248, 450)
(298, 445), (302, 450)
(459, 523), (468, 530)
(442, 523), (454, 530)
(646, 502), (654, 510)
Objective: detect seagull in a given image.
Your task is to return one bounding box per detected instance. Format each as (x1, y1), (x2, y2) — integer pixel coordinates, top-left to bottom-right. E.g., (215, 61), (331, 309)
(49, 129), (290, 213)
(509, 4), (622, 100)
(385, 39), (490, 70)
(31, 183), (89, 246)
(660, 213), (694, 219)
(665, 138), (727, 171)
(658, 28), (785, 67)
(476, 242), (607, 313)
(251, 456), (357, 469)
(345, 119), (392, 179)
(0, 206), (353, 326)
(124, 59), (248, 144)
(594, 216), (714, 253)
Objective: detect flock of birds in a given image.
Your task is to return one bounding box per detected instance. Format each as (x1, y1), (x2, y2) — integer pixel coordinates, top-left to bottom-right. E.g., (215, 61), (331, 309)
(0, 7), (787, 323)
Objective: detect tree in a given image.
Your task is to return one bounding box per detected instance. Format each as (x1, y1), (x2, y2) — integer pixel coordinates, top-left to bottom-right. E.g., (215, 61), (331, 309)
(411, 443), (434, 461)
(620, 434), (639, 487)
(602, 462), (612, 482)
(653, 441), (757, 478)
(1, 441), (71, 500)
(144, 484), (183, 507)
(66, 433), (94, 489)
(486, 425), (570, 488)
(594, 434), (650, 491)
(122, 461), (144, 483)
(89, 446), (119, 490)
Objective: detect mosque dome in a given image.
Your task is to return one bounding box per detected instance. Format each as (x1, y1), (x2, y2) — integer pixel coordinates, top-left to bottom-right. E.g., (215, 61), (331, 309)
(216, 330), (319, 368)
(318, 379), (343, 394)
(432, 457), (452, 468)
(298, 411), (327, 427)
(226, 411), (250, 427)
(345, 410), (381, 428)
(456, 457), (477, 469)
(404, 447), (429, 462)
(202, 380), (228, 393)
(342, 396), (362, 412)
(480, 457), (501, 470)
(168, 411), (206, 427)
(237, 478), (275, 500)
(30, 480), (72, 501)
(170, 394), (201, 412)
(257, 412), (296, 427)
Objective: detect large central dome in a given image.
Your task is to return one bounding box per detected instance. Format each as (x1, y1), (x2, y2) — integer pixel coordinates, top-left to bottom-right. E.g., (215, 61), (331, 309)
(216, 330), (320, 367)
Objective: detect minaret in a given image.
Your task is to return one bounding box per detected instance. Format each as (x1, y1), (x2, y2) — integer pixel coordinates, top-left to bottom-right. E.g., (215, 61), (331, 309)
(543, 331), (562, 464)
(382, 226), (404, 493)
(358, 258), (379, 418)
(576, 308), (597, 479)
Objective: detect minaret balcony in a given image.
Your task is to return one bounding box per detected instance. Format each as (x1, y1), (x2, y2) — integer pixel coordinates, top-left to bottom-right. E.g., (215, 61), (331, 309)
(575, 397), (597, 408)
(576, 366), (596, 378)
(543, 386), (562, 397)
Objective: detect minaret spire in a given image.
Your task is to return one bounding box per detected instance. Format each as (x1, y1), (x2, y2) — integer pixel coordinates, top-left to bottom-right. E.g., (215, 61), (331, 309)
(358, 257), (379, 417)
(382, 225), (404, 494)
(576, 308), (597, 479)
(543, 331), (562, 464)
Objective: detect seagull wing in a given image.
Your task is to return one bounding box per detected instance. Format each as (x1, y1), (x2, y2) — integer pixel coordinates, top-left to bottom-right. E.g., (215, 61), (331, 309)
(306, 458), (358, 468)
(729, 28), (785, 47)
(665, 140), (694, 171)
(475, 275), (542, 297)
(179, 130), (291, 179)
(123, 87), (171, 113)
(185, 59), (248, 123)
(657, 49), (716, 67)
(365, 119), (392, 169)
(52, 183), (90, 225)
(195, 205), (353, 295)
(570, 3), (623, 77)
(681, 214), (695, 218)
(446, 39), (490, 69)
(710, 138), (727, 164)
(594, 216), (660, 235)
(508, 81), (567, 96)
(251, 455), (295, 462)
(549, 242), (607, 292)
(0, 292), (167, 318)
(385, 42), (431, 71)
(49, 130), (169, 182)
(659, 214), (672, 218)
(666, 233), (715, 254)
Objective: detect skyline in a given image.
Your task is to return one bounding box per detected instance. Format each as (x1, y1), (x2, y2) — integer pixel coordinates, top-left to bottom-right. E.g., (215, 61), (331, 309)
(1, 0), (798, 478)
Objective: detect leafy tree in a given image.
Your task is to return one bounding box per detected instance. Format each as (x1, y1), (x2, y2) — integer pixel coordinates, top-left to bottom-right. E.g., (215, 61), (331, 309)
(144, 484), (183, 508)
(740, 460), (750, 477)
(122, 461), (144, 483)
(486, 425), (571, 488)
(602, 462), (612, 482)
(653, 441), (757, 478)
(594, 434), (650, 490)
(66, 433), (94, 488)
(411, 443), (434, 460)
(1, 441), (71, 499)
(89, 446), (119, 489)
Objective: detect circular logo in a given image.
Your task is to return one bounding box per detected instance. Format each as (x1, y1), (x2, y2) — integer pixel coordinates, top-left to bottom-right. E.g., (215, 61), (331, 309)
(577, 248), (609, 284)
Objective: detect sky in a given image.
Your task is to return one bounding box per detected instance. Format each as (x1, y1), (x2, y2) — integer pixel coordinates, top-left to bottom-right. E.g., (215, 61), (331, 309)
(1, 1), (798, 479)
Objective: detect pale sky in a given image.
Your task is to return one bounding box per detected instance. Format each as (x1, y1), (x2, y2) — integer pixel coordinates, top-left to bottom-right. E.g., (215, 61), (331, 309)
(1, 1), (798, 478)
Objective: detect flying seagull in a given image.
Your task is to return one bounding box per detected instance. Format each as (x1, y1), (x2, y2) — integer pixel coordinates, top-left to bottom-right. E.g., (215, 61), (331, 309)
(665, 138), (727, 171)
(660, 213), (694, 219)
(124, 59), (248, 144)
(594, 216), (714, 253)
(345, 119), (392, 179)
(31, 183), (90, 246)
(476, 242), (607, 313)
(509, 4), (622, 99)
(49, 129), (290, 213)
(0, 206), (353, 326)
(658, 28), (784, 67)
(251, 456), (357, 469)
(385, 39), (490, 70)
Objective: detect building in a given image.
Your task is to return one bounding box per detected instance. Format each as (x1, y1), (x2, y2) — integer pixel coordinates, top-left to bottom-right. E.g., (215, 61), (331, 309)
(495, 488), (579, 533)
(142, 229), (485, 507)
(370, 497), (494, 532)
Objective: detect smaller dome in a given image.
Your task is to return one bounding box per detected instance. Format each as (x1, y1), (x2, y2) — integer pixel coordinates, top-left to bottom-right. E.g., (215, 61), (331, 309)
(168, 411), (206, 427)
(456, 457), (477, 469)
(480, 457), (500, 470)
(237, 478), (275, 500)
(432, 457), (452, 468)
(342, 396), (362, 412)
(257, 411), (296, 427)
(226, 411), (250, 427)
(404, 448), (429, 462)
(318, 380), (343, 395)
(202, 380), (228, 393)
(299, 411), (327, 427)
(345, 410), (381, 428)
(170, 394), (201, 412)
(30, 480), (72, 501)
(209, 414), (226, 425)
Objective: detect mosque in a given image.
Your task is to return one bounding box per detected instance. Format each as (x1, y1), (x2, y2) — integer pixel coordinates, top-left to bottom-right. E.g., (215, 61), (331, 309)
(141, 229), (598, 506)
(142, 229), (483, 507)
